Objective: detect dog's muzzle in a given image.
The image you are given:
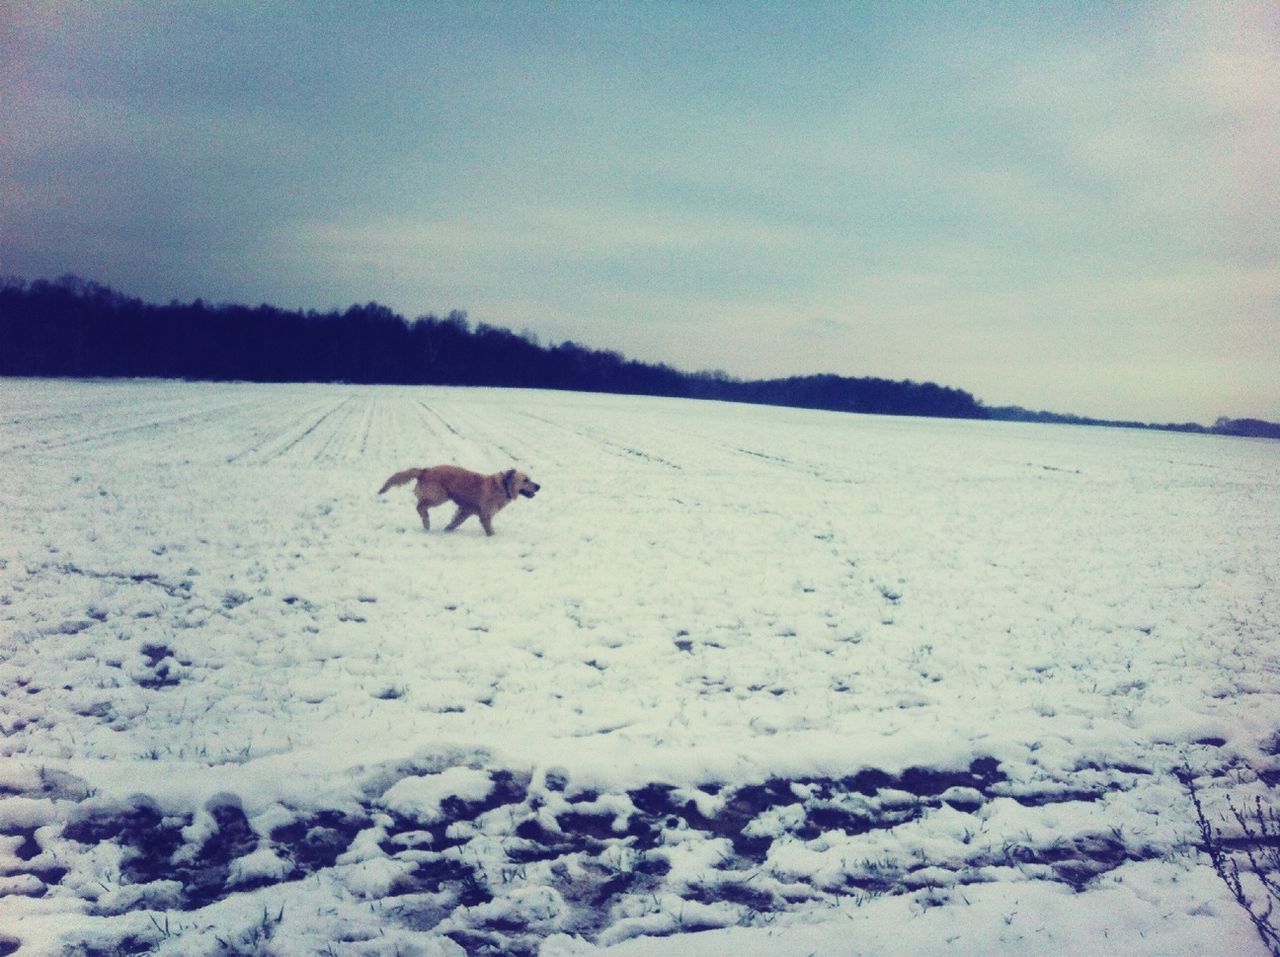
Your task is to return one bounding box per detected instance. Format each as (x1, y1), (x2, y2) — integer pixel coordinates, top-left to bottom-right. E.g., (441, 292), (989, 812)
(520, 483), (540, 499)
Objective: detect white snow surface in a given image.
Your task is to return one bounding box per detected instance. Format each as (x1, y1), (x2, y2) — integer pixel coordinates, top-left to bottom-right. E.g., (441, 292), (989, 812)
(0, 378), (1277, 956)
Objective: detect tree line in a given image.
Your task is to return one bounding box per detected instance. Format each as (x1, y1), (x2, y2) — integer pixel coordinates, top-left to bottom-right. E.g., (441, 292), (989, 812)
(982, 405), (1280, 440)
(0, 275), (985, 419)
(3, 275), (1276, 435)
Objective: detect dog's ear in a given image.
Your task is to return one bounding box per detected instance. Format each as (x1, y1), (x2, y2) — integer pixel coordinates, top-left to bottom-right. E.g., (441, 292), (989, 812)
(503, 468), (517, 498)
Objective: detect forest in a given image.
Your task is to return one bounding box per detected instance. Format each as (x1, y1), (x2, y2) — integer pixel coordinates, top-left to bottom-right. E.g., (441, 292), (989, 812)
(2, 274), (1276, 436)
(0, 276), (984, 419)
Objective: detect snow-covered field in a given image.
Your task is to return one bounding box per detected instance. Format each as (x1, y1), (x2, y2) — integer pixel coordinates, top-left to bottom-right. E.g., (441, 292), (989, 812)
(2, 378), (1277, 956)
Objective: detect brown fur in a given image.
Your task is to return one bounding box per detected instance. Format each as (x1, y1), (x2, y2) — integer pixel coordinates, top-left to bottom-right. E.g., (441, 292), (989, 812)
(378, 465), (540, 536)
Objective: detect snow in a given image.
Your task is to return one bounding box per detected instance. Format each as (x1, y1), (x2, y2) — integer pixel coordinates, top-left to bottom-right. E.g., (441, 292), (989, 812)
(382, 769), (495, 823)
(0, 377), (1277, 955)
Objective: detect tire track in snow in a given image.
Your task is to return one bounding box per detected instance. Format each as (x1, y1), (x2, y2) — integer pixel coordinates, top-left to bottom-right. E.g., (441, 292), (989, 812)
(0, 390), (140, 436)
(267, 395), (355, 463)
(356, 394), (376, 457)
(428, 401), (540, 466)
(734, 446), (865, 485)
(416, 400), (462, 438)
(411, 400), (493, 463)
(514, 410), (682, 470)
(308, 394), (368, 464)
(0, 399), (264, 458)
(225, 397), (353, 465)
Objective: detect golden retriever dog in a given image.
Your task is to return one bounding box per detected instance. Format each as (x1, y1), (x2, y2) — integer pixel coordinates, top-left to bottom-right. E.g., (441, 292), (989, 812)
(378, 465), (540, 536)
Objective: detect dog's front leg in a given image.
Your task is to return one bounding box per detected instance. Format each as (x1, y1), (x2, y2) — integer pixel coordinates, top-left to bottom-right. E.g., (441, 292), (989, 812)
(444, 506), (473, 532)
(479, 512), (496, 536)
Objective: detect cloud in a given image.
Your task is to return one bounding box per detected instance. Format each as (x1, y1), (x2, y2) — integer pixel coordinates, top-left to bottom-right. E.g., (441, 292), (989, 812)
(1, 1), (1276, 421)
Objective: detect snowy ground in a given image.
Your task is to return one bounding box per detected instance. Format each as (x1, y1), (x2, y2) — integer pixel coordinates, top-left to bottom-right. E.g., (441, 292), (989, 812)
(1, 378), (1277, 956)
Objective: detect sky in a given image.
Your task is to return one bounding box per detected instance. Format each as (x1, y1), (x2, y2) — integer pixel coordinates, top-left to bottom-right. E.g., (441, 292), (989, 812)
(2, 1), (1277, 423)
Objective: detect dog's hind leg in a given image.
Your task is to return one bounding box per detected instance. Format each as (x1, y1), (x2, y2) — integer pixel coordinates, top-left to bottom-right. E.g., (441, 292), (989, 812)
(444, 506), (473, 532)
(416, 499), (433, 530)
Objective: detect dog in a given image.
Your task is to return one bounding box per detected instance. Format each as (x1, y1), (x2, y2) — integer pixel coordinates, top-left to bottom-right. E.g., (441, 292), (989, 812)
(378, 465), (540, 536)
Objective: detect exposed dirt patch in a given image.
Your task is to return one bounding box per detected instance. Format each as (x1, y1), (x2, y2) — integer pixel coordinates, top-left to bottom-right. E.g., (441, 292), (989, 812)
(17, 756), (1168, 953)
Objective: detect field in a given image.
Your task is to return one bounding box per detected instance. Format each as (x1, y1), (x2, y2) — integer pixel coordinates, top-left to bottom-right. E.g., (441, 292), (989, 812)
(2, 378), (1278, 956)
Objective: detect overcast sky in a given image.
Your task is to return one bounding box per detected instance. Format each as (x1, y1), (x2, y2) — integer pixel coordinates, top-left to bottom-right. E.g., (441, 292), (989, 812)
(3, 2), (1277, 423)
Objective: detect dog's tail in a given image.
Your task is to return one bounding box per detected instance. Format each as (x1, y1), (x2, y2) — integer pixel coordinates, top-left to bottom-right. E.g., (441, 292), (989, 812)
(378, 468), (422, 495)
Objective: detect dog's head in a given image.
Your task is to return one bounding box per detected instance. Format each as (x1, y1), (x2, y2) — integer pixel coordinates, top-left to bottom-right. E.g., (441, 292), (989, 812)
(503, 469), (540, 500)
